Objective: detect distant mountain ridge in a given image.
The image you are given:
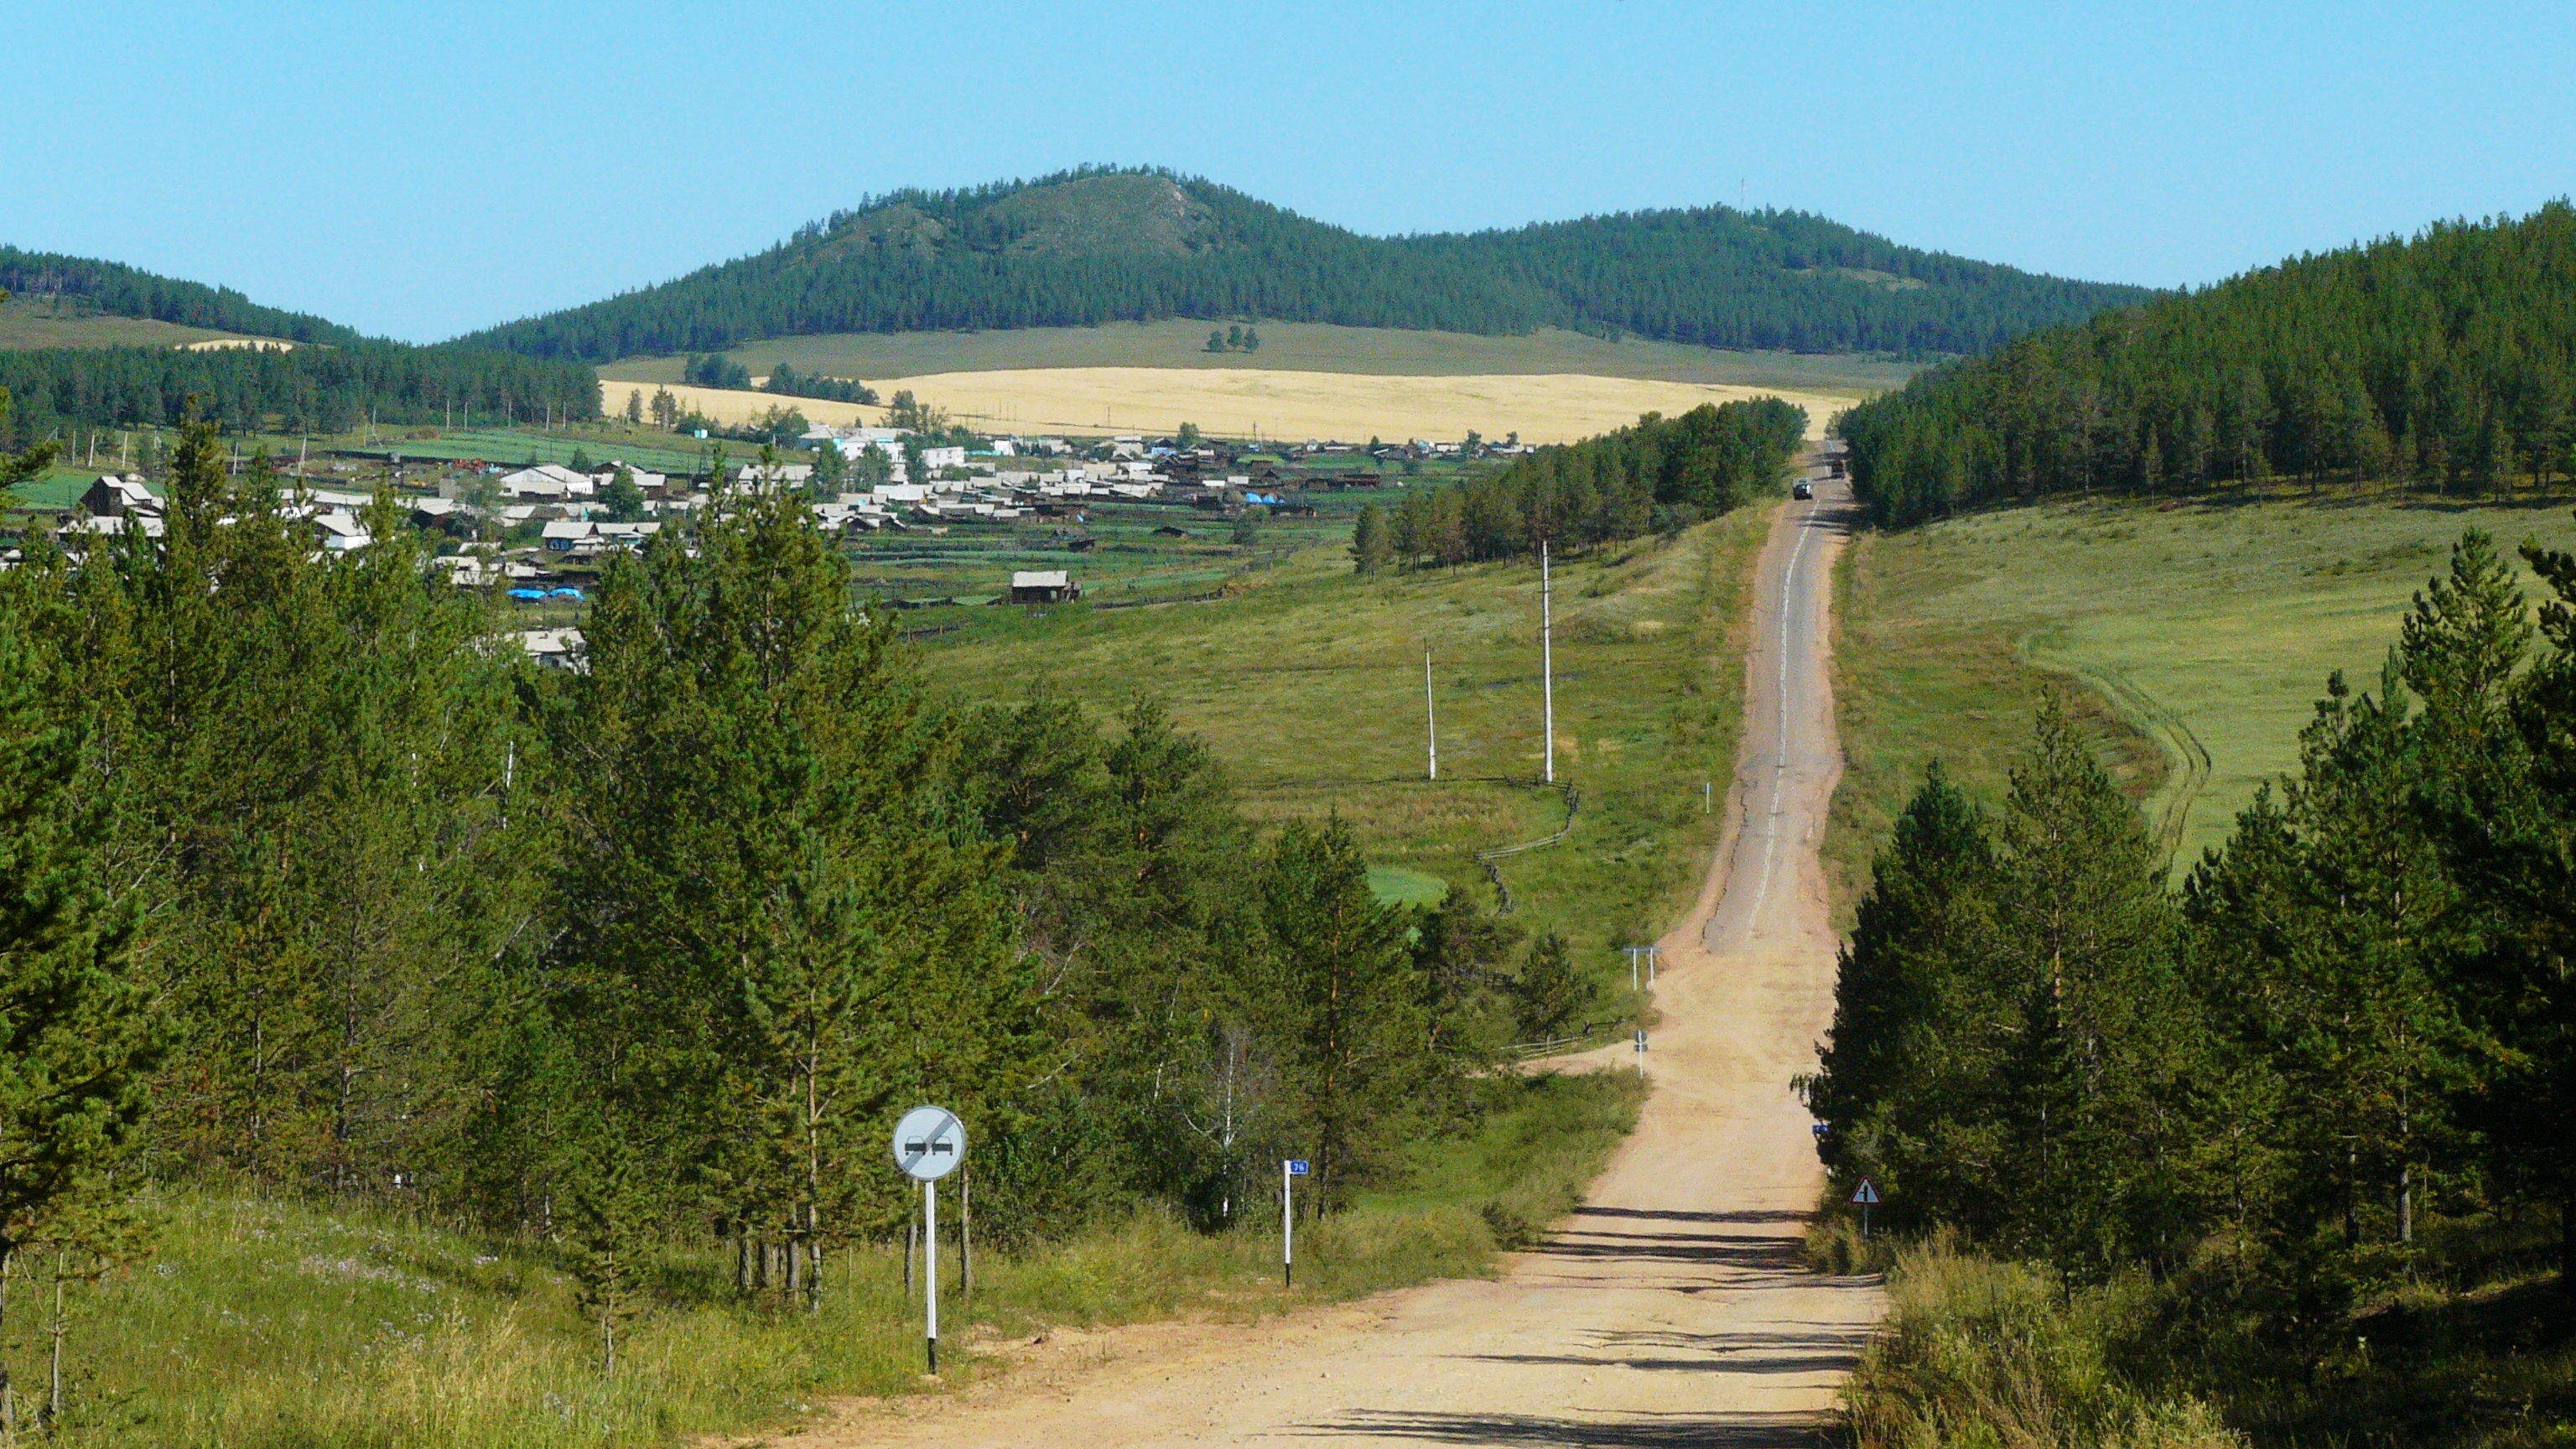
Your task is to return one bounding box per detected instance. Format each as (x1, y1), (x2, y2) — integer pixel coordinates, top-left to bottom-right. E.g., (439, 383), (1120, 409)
(462, 167), (2157, 362)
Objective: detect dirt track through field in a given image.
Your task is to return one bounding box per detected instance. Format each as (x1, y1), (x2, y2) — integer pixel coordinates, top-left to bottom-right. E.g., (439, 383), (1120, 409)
(797, 482), (1878, 1448)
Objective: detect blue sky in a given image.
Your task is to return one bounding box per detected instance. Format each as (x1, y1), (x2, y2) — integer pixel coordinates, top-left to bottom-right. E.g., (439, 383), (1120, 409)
(8, 1), (2571, 342)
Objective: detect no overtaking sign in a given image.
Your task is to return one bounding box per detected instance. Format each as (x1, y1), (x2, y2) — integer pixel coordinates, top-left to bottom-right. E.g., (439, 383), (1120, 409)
(893, 1106), (965, 1182)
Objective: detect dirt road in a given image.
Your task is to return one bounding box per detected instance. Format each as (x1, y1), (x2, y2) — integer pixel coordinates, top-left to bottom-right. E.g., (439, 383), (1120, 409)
(807, 484), (1876, 1447)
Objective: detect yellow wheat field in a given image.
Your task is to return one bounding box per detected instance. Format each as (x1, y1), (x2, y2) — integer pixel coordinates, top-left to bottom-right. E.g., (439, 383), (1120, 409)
(598, 368), (1856, 444)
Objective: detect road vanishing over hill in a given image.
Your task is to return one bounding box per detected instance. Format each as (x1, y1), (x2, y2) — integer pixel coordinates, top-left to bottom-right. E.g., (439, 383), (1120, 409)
(803, 481), (1880, 1449)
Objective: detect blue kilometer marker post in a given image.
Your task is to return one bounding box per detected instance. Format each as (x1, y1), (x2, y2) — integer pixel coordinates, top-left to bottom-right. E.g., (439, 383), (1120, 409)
(1284, 1159), (1310, 1285)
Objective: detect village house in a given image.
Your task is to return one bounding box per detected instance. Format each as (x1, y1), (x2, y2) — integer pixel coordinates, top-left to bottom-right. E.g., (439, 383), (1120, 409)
(499, 464), (595, 501)
(312, 511), (371, 552)
(1008, 570), (1079, 605)
(732, 462), (813, 491)
(80, 474), (159, 517)
(517, 627), (584, 670)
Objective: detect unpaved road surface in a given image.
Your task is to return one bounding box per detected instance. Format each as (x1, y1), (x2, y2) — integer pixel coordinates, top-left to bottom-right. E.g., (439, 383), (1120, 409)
(802, 484), (1877, 1447)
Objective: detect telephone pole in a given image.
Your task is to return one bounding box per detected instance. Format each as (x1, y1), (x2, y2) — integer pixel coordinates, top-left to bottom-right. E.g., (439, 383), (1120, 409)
(1424, 642), (1438, 782)
(1541, 540), (1555, 785)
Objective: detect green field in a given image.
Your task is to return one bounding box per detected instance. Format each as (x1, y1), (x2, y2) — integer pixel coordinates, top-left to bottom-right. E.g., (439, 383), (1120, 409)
(0, 299), (262, 351)
(600, 320), (1924, 393)
(913, 504), (1775, 997)
(1824, 484), (2576, 915)
(38, 1070), (1639, 1448)
(334, 423), (739, 479)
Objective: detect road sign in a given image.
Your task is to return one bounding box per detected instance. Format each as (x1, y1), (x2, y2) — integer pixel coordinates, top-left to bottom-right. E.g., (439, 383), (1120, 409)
(892, 1106), (966, 1182)
(1283, 1159), (1305, 1285)
(1812, 1122), (1829, 1138)
(1852, 1178), (1879, 1205)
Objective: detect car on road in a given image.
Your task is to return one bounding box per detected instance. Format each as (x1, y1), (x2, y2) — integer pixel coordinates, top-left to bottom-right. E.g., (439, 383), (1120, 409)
(1792, 480), (1815, 500)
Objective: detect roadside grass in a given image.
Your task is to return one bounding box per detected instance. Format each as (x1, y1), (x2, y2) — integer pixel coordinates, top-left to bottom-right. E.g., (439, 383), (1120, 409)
(917, 504), (1775, 1000)
(34, 1072), (1639, 1449)
(599, 321), (1924, 393)
(1824, 482), (2576, 919)
(1846, 1238), (2242, 1449)
(1844, 1213), (2576, 1449)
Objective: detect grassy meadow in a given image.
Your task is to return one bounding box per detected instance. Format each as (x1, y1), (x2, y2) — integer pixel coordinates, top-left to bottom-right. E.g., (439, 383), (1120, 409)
(1823, 483), (2576, 918)
(915, 503), (1777, 1008)
(26, 1071), (1641, 1449)
(0, 299), (257, 351)
(599, 320), (1924, 392)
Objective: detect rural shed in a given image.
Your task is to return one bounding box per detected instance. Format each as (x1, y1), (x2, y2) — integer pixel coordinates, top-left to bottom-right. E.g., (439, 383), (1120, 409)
(1009, 570), (1079, 605)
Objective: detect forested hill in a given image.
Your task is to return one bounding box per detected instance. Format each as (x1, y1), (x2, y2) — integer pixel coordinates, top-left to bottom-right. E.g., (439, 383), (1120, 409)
(0, 252), (597, 444)
(0, 246), (364, 346)
(461, 168), (2154, 361)
(1841, 200), (2576, 526)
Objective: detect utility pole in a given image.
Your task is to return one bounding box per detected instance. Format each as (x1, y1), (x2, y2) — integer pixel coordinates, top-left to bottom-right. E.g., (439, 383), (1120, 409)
(1425, 642), (1438, 782)
(1541, 540), (1555, 785)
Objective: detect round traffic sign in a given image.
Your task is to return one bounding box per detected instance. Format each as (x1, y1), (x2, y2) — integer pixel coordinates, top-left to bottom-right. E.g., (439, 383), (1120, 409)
(892, 1105), (966, 1182)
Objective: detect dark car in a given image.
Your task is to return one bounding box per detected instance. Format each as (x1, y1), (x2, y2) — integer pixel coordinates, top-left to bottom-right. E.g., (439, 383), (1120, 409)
(1792, 480), (1815, 500)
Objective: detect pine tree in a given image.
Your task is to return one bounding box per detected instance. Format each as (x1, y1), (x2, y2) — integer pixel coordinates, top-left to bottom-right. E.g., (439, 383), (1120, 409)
(1349, 503), (1391, 575)
(1509, 930), (1593, 1041)
(0, 593), (165, 1410)
(1985, 695), (2191, 1266)
(1249, 817), (1426, 1208)
(1803, 762), (1996, 1228)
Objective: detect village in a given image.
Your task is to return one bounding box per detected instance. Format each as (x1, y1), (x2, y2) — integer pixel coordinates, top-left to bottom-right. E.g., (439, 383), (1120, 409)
(29, 419), (1519, 669)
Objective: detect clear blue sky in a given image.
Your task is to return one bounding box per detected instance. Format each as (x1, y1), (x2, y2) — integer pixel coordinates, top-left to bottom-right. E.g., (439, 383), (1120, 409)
(8, 1), (2570, 343)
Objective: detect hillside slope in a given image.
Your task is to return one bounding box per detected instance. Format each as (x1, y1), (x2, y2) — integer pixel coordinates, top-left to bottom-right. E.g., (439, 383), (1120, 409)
(464, 168), (2154, 362)
(1841, 200), (2576, 525)
(0, 251), (598, 443)
(0, 247), (361, 347)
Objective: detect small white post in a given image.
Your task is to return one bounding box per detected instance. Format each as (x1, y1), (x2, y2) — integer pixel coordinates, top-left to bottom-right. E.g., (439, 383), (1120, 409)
(1541, 541), (1555, 785)
(1649, 946), (1659, 986)
(1425, 643), (1438, 782)
(1282, 1160), (1295, 1286)
(924, 1180), (939, 1374)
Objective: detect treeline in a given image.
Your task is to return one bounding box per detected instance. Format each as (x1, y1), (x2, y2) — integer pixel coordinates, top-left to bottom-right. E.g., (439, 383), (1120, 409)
(0, 337), (600, 444)
(1353, 399), (1805, 570)
(1841, 201), (2576, 526)
(0, 246), (363, 346)
(1806, 528), (2576, 1339)
(0, 412), (1592, 1355)
(682, 353), (878, 404)
(461, 167), (2151, 362)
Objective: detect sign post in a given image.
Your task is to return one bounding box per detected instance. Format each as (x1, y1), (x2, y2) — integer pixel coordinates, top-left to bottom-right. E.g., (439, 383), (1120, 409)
(892, 1106), (966, 1374)
(1283, 1159), (1309, 1285)
(1852, 1177), (1879, 1239)
(1633, 1028), (1648, 1077)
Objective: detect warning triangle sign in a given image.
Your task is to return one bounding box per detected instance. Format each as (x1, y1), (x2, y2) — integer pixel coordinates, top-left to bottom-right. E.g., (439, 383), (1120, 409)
(1851, 1178), (1880, 1205)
